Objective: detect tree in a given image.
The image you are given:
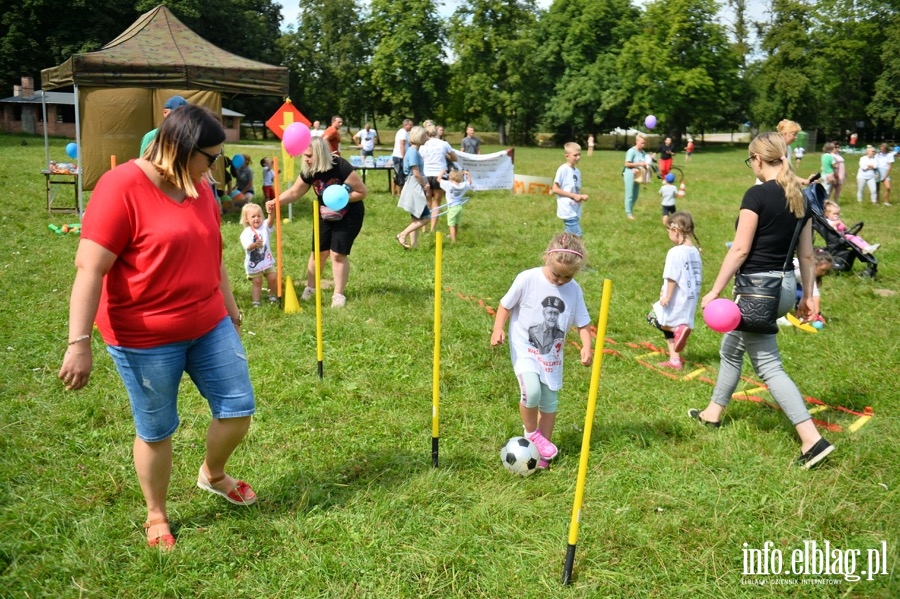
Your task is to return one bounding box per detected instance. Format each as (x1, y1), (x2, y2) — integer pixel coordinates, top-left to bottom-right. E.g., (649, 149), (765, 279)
(0, 0), (286, 125)
(536, 0), (639, 142)
(366, 0), (446, 125)
(747, 0), (822, 130)
(447, 0), (543, 144)
(615, 0), (742, 139)
(0, 0), (137, 97)
(278, 0), (370, 126)
(869, 12), (900, 129)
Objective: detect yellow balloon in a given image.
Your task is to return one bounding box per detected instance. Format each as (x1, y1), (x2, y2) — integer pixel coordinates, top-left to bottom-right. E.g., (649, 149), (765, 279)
(283, 218), (291, 224)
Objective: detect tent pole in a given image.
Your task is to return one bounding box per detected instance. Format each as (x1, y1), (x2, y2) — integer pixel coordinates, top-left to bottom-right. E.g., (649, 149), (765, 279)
(41, 91), (50, 168)
(73, 84), (83, 217)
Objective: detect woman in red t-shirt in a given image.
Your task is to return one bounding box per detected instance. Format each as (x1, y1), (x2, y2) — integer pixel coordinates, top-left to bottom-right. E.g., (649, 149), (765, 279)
(59, 105), (257, 551)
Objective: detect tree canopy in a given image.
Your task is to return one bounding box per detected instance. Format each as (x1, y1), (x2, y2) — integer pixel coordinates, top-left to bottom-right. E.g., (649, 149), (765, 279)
(2, 0), (898, 144)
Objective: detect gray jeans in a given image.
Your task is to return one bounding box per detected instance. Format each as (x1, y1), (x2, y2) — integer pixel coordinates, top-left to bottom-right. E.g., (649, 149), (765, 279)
(711, 271), (812, 425)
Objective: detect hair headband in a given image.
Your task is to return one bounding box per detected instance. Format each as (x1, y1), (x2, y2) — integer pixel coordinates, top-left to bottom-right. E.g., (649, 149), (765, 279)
(547, 248), (584, 258)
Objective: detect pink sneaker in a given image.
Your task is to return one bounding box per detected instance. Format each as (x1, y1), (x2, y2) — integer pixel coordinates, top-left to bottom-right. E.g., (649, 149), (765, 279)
(658, 359), (683, 370)
(538, 458), (551, 470)
(526, 430), (558, 460)
(673, 325), (691, 353)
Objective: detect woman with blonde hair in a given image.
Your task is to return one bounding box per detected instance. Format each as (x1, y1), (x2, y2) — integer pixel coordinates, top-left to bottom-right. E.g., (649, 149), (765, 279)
(396, 125), (431, 248)
(690, 131), (834, 469)
(269, 136), (368, 308)
(776, 119), (801, 146)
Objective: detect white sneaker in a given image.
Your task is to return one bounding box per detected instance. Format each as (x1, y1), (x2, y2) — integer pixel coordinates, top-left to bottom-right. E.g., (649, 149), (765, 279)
(300, 286), (314, 301)
(777, 317), (792, 327)
(331, 293), (346, 308)
(865, 243), (880, 254)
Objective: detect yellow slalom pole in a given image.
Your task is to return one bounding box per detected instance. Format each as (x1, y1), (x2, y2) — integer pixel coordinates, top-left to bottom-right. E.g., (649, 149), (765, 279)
(313, 198), (324, 378)
(431, 232), (443, 467)
(563, 278), (613, 585)
(273, 157), (283, 299)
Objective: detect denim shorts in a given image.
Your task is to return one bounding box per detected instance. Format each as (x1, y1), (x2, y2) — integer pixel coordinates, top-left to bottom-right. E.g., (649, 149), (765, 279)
(107, 316), (255, 442)
(563, 217), (583, 237)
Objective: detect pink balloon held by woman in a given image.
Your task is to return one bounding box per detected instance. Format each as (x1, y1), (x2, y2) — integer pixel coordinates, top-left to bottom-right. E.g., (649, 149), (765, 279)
(703, 298), (741, 333)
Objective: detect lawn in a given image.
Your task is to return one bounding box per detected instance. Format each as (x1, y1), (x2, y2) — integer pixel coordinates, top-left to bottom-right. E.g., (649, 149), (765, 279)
(0, 132), (897, 598)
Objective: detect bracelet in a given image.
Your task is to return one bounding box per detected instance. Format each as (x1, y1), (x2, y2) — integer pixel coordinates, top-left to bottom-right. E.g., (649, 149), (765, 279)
(68, 334), (91, 345)
(231, 312), (243, 326)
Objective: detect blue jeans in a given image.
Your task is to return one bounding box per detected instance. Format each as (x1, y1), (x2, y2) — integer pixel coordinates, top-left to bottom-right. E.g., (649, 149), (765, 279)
(107, 317), (255, 442)
(563, 217), (583, 237)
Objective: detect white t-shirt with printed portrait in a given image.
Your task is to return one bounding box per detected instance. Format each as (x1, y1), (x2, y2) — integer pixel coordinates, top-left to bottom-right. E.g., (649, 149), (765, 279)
(499, 267), (591, 391)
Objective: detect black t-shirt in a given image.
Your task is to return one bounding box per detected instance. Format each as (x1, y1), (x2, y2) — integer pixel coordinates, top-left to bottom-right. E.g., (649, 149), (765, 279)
(658, 143), (674, 160)
(301, 157), (356, 202)
(738, 180), (804, 273)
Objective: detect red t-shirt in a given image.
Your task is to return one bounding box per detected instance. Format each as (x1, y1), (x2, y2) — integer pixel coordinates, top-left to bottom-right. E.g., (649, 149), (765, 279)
(323, 125), (341, 154)
(82, 161), (226, 348)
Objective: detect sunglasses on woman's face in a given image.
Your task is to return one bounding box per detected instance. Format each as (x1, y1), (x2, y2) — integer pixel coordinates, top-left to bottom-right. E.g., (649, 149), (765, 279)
(196, 147), (223, 166)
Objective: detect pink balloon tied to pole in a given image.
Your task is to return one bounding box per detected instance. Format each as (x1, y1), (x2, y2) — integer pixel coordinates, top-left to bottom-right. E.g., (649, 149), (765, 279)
(283, 122), (311, 157)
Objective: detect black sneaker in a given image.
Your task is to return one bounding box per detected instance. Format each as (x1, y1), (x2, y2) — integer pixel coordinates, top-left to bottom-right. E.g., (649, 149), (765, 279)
(687, 408), (721, 428)
(797, 438), (834, 469)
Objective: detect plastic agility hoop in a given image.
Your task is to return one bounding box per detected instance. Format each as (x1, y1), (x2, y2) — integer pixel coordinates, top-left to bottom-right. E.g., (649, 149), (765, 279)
(428, 196), (470, 219)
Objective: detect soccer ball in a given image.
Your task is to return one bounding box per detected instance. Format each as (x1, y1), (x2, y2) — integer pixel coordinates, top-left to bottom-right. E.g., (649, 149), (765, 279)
(500, 436), (540, 477)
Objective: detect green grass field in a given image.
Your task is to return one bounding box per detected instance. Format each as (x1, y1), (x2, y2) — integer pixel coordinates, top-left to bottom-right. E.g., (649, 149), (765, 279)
(1, 132), (897, 598)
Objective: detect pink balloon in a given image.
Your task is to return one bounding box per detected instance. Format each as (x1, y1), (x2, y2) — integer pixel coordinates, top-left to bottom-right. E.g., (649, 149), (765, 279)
(645, 115), (657, 129)
(703, 298), (742, 333)
(283, 122), (311, 157)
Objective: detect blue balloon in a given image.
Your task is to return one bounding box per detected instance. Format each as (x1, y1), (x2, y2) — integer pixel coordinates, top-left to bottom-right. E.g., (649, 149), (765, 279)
(65, 142), (78, 159)
(322, 184), (349, 210)
(231, 154), (245, 169)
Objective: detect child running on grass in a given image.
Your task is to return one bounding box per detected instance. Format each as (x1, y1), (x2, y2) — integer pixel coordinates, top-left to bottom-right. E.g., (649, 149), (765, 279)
(439, 168), (473, 242)
(239, 203), (278, 307)
(491, 234), (593, 468)
(647, 212), (703, 370)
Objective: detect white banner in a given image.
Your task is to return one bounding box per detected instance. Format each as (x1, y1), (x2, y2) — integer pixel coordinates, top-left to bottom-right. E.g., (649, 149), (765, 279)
(455, 150), (514, 191)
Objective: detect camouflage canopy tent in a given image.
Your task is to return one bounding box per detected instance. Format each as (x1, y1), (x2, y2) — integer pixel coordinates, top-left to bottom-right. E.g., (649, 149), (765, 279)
(40, 4), (288, 206)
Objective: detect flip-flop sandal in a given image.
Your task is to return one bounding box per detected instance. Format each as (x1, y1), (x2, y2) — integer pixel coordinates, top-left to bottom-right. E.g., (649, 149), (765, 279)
(396, 235), (410, 250)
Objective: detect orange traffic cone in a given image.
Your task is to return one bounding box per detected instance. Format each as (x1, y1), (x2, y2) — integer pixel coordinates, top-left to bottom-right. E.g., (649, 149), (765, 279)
(677, 181), (686, 197)
(283, 276), (302, 314)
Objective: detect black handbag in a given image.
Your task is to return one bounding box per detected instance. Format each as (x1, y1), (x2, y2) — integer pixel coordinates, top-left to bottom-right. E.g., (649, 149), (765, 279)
(733, 200), (809, 334)
(733, 272), (783, 334)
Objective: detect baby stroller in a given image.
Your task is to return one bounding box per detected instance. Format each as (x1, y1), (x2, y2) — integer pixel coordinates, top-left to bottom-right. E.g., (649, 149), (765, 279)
(806, 179), (878, 278)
